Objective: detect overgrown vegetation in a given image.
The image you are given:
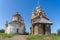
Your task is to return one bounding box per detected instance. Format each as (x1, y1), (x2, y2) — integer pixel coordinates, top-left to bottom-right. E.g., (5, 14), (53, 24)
(25, 32), (29, 35)
(0, 33), (15, 38)
(27, 35), (60, 40)
(0, 29), (5, 33)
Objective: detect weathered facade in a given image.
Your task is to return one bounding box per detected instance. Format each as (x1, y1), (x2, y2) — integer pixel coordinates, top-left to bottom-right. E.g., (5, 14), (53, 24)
(5, 12), (25, 34)
(30, 6), (52, 35)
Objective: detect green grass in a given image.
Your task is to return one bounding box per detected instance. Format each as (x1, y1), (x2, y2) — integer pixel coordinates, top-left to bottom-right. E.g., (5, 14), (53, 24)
(27, 35), (60, 40)
(0, 33), (15, 38)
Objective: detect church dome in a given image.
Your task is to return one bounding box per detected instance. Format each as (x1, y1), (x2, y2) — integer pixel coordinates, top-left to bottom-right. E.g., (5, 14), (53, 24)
(13, 12), (21, 17)
(36, 6), (40, 9)
(12, 12), (23, 22)
(36, 6), (41, 12)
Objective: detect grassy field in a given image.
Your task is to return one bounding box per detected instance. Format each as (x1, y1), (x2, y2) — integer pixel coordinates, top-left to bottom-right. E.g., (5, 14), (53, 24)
(0, 33), (60, 40)
(0, 33), (15, 38)
(27, 35), (60, 40)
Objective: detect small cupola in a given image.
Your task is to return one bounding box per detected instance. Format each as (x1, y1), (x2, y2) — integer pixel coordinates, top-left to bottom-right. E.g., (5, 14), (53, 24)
(36, 6), (41, 12)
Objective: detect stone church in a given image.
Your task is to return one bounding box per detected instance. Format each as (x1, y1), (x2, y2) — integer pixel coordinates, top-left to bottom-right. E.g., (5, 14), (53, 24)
(5, 12), (25, 34)
(30, 6), (52, 35)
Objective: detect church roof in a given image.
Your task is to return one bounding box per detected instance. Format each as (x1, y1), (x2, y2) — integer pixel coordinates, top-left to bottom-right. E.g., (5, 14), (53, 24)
(32, 18), (52, 24)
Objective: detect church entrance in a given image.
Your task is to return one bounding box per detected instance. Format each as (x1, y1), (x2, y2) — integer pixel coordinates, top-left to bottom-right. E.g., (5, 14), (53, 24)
(17, 29), (19, 33)
(43, 24), (45, 34)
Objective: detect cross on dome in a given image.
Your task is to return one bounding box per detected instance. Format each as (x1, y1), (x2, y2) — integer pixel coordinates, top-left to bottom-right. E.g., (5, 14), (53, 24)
(36, 0), (41, 12)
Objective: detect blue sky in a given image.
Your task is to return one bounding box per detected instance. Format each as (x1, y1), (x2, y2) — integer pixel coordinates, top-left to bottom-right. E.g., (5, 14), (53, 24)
(0, 0), (60, 33)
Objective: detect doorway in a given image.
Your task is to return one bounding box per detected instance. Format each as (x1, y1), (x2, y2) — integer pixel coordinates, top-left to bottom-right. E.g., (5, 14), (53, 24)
(17, 29), (19, 33)
(43, 24), (45, 34)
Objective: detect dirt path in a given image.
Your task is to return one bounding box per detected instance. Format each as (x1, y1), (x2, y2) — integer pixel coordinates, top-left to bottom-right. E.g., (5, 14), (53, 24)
(0, 35), (27, 40)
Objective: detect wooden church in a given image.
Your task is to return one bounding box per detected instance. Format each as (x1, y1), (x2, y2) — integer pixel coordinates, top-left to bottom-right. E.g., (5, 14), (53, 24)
(5, 12), (25, 34)
(30, 6), (52, 35)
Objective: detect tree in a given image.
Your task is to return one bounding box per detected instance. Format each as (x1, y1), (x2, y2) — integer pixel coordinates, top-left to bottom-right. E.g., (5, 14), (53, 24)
(0, 29), (5, 33)
(57, 29), (60, 35)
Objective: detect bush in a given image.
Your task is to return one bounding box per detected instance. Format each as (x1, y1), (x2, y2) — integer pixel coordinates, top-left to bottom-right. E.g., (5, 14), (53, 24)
(51, 33), (57, 35)
(0, 29), (5, 33)
(25, 32), (29, 35)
